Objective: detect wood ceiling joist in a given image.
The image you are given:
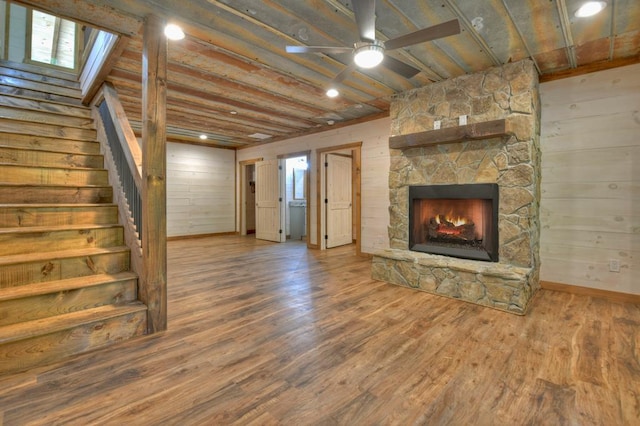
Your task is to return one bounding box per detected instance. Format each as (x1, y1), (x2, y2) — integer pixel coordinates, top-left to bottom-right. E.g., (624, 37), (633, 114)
(119, 45), (355, 113)
(209, 0), (430, 89)
(115, 86), (319, 131)
(112, 53), (335, 117)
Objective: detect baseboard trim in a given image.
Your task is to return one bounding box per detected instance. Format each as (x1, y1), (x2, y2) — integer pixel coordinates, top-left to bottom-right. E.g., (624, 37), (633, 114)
(167, 231), (238, 241)
(540, 281), (640, 304)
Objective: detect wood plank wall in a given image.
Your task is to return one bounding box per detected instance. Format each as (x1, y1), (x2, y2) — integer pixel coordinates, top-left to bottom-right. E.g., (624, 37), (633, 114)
(236, 119), (391, 251)
(539, 63), (639, 295)
(167, 142), (235, 237)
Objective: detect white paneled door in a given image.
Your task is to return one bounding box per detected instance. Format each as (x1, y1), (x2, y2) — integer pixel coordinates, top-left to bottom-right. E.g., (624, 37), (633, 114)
(326, 153), (353, 248)
(255, 159), (285, 243)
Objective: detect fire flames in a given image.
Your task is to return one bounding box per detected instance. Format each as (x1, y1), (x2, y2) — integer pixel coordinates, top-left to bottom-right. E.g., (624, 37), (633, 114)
(434, 214), (468, 227)
(429, 213), (476, 240)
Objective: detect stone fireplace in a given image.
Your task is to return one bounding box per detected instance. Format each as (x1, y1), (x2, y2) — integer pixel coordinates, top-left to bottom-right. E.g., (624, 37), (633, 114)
(372, 59), (541, 315)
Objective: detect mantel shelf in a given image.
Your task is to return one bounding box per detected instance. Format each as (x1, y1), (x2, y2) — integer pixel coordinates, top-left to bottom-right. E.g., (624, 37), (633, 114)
(389, 118), (509, 149)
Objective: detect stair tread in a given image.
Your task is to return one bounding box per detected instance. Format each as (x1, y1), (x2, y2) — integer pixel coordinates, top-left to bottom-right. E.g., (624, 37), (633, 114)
(0, 145), (100, 156)
(0, 93), (90, 114)
(0, 183), (111, 188)
(0, 223), (122, 234)
(0, 107), (95, 130)
(0, 246), (130, 266)
(0, 132), (99, 144)
(0, 302), (147, 344)
(0, 272), (137, 302)
(0, 146), (102, 157)
(0, 203), (117, 208)
(0, 163), (107, 171)
(0, 60), (79, 83)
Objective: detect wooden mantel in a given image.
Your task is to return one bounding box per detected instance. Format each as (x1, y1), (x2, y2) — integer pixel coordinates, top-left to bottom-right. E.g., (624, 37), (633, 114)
(389, 118), (508, 149)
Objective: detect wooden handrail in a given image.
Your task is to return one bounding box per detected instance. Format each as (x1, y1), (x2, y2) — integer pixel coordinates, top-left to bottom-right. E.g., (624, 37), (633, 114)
(99, 82), (143, 188)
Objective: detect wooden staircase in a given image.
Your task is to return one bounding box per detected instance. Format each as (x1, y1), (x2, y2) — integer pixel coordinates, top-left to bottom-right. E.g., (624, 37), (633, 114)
(0, 61), (147, 375)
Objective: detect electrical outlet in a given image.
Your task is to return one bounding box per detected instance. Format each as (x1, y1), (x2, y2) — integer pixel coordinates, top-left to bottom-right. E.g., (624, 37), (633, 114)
(434, 120), (441, 130)
(609, 259), (620, 273)
(459, 115), (467, 125)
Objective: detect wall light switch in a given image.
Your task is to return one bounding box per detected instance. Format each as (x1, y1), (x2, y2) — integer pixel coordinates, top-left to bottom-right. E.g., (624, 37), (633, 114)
(434, 120), (441, 130)
(609, 259), (620, 273)
(459, 115), (467, 125)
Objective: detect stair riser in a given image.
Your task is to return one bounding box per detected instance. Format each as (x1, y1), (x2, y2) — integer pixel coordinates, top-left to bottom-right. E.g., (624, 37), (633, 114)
(0, 206), (118, 227)
(0, 186), (112, 204)
(0, 75), (81, 99)
(0, 147), (103, 169)
(0, 279), (137, 326)
(0, 106), (95, 129)
(0, 118), (96, 142)
(0, 165), (108, 186)
(0, 84), (82, 106)
(0, 251), (130, 288)
(0, 227), (124, 256)
(0, 65), (81, 90)
(0, 94), (91, 118)
(0, 309), (146, 375)
(0, 133), (101, 155)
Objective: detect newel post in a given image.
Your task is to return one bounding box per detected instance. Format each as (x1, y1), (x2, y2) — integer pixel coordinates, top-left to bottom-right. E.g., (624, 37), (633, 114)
(141, 14), (168, 332)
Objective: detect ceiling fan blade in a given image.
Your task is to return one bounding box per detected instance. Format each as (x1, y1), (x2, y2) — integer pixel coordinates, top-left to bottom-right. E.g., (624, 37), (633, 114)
(381, 55), (421, 79)
(286, 45), (353, 54)
(385, 19), (460, 50)
(352, 0), (376, 42)
(330, 62), (357, 86)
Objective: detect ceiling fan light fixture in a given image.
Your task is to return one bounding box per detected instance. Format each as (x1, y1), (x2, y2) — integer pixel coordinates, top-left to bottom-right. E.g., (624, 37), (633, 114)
(353, 41), (384, 69)
(575, 1), (607, 18)
(326, 88), (339, 98)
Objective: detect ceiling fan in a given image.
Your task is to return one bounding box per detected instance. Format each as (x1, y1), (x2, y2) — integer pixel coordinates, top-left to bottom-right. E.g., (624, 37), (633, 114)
(285, 0), (461, 94)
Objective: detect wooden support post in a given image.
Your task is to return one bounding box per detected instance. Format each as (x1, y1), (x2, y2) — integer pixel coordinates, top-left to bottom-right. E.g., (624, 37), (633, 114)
(141, 14), (167, 333)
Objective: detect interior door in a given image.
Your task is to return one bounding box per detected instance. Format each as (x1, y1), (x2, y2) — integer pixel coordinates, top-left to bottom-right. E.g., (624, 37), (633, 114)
(255, 159), (285, 242)
(326, 153), (353, 248)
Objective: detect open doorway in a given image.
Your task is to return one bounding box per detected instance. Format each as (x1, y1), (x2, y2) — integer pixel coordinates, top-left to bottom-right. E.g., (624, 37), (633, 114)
(316, 143), (362, 255)
(239, 158), (261, 236)
(245, 163), (256, 234)
(284, 155), (308, 243)
(240, 153), (310, 245)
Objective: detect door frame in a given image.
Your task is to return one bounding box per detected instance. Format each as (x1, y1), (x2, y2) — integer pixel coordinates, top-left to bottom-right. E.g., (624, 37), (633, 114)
(239, 157), (262, 236)
(277, 150), (311, 246)
(316, 142), (362, 256)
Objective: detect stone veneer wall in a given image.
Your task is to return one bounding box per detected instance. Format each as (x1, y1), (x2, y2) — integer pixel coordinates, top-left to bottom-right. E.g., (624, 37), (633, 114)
(372, 59), (541, 314)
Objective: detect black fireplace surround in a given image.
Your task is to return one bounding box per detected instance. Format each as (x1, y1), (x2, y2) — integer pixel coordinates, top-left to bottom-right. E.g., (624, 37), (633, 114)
(409, 183), (499, 262)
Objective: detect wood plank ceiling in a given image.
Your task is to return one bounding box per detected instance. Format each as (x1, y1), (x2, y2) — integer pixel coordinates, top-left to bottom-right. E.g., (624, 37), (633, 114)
(21, 0), (640, 149)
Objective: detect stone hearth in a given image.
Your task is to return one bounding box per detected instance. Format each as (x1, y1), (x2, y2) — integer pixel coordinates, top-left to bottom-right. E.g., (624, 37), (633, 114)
(372, 60), (541, 315)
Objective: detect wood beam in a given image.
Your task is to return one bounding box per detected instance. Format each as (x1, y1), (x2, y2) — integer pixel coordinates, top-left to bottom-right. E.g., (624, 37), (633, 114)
(539, 56), (640, 82)
(141, 14), (167, 333)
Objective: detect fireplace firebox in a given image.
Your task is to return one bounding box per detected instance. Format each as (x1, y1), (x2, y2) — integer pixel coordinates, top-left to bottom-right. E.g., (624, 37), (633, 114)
(409, 184), (499, 262)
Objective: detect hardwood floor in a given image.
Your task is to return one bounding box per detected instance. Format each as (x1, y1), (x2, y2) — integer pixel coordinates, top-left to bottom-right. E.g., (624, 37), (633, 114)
(1, 235), (638, 425)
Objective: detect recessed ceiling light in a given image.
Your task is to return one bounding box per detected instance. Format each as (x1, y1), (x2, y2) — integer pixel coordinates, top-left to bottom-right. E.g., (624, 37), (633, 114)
(199, 134), (208, 140)
(575, 1), (607, 18)
(164, 24), (185, 41)
(326, 88), (339, 98)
